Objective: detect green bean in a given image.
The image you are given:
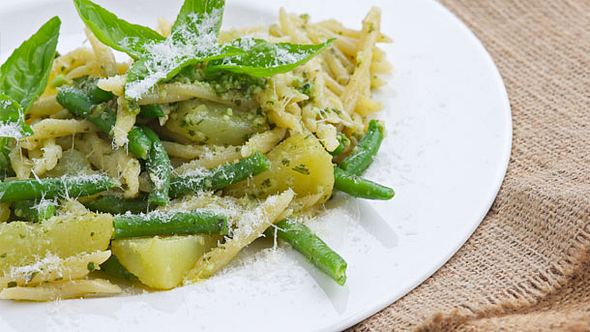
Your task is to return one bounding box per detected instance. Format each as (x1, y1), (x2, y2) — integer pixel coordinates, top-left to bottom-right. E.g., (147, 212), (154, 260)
(112, 210), (228, 239)
(83, 195), (150, 214)
(0, 138), (13, 179)
(77, 78), (114, 104)
(333, 167), (394, 200)
(169, 152), (270, 198)
(87, 104), (150, 159)
(56, 87), (151, 159)
(127, 127), (152, 160)
(100, 255), (136, 281)
(330, 133), (350, 156)
(339, 119), (384, 175)
(268, 219), (347, 285)
(86, 103), (151, 159)
(333, 120), (394, 200)
(84, 102), (116, 133)
(12, 199), (57, 222)
(0, 174), (118, 203)
(139, 104), (165, 119)
(143, 127), (171, 206)
(56, 87), (94, 117)
(87, 86), (113, 104)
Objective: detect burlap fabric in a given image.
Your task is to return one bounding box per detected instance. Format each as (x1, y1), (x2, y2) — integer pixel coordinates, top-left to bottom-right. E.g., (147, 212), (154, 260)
(352, 0), (590, 330)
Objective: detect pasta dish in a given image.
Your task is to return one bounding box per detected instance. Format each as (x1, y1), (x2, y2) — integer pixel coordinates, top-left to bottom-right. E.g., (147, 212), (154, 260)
(0, 0), (393, 301)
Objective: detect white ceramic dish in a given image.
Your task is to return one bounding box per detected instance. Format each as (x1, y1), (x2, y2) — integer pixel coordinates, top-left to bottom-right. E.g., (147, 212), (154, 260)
(0, 0), (511, 331)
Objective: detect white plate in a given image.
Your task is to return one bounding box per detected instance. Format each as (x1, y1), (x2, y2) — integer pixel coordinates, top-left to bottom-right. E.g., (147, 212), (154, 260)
(0, 0), (511, 331)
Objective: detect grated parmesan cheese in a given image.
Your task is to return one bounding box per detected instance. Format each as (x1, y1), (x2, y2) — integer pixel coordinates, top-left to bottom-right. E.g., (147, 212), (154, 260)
(32, 198), (57, 214)
(221, 38), (309, 68)
(58, 173), (110, 183)
(0, 123), (24, 139)
(0, 97), (25, 138)
(118, 208), (220, 223)
(7, 254), (62, 282)
(125, 10), (223, 99)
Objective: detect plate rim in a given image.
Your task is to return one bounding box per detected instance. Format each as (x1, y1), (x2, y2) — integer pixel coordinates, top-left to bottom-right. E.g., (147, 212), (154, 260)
(332, 1), (513, 329)
(0, 0), (513, 330)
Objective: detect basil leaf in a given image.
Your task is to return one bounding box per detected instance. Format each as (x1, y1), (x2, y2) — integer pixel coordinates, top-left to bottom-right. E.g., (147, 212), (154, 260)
(125, 0), (236, 100)
(125, 44), (240, 100)
(0, 16), (55, 176)
(172, 0), (225, 37)
(0, 17), (56, 174)
(207, 38), (334, 78)
(0, 94), (32, 139)
(73, 0), (164, 59)
(0, 16), (60, 112)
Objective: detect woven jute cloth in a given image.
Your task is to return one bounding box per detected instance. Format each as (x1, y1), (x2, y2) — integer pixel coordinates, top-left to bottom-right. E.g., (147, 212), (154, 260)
(352, 0), (590, 331)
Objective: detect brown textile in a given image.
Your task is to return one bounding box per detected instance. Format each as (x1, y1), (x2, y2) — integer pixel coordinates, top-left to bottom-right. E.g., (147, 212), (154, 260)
(352, 0), (590, 331)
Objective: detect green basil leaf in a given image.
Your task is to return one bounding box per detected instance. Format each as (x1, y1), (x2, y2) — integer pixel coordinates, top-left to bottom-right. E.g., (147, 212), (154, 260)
(73, 0), (164, 59)
(125, 0), (238, 100)
(0, 94), (32, 139)
(207, 38), (334, 78)
(172, 0), (225, 37)
(124, 44), (240, 100)
(0, 16), (60, 112)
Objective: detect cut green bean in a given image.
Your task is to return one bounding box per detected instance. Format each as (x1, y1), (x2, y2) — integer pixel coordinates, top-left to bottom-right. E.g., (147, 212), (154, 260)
(0, 138), (14, 179)
(339, 119), (384, 175)
(13, 199), (57, 222)
(85, 102), (117, 133)
(143, 127), (171, 206)
(127, 127), (152, 160)
(75, 77), (114, 104)
(139, 104), (165, 119)
(333, 120), (394, 200)
(87, 85), (114, 104)
(0, 174), (118, 203)
(56, 87), (94, 117)
(330, 133), (350, 156)
(56, 87), (151, 159)
(83, 195), (150, 214)
(112, 210), (228, 239)
(100, 255), (136, 281)
(333, 167), (394, 200)
(268, 219), (347, 285)
(169, 152), (270, 198)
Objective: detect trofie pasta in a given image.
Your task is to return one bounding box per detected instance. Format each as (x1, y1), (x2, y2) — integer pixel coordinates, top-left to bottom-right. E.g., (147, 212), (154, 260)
(0, 0), (393, 301)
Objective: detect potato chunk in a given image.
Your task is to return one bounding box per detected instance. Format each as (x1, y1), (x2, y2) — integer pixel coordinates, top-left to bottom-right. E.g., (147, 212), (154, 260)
(0, 213), (114, 276)
(230, 134), (334, 203)
(166, 100), (268, 145)
(44, 148), (94, 177)
(111, 235), (218, 290)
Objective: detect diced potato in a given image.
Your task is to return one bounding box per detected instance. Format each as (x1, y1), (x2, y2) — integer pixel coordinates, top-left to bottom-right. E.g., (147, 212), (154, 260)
(230, 134), (334, 203)
(0, 213), (114, 276)
(0, 251), (111, 289)
(111, 235), (219, 290)
(44, 148), (94, 178)
(0, 279), (121, 301)
(165, 100), (268, 146)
